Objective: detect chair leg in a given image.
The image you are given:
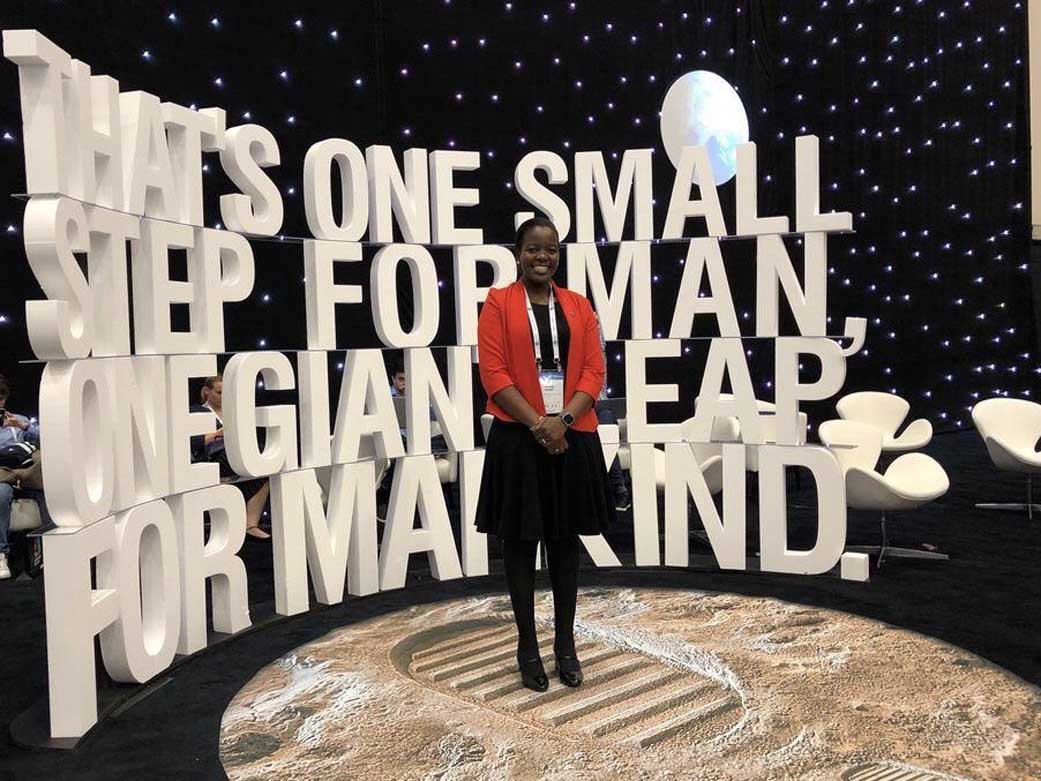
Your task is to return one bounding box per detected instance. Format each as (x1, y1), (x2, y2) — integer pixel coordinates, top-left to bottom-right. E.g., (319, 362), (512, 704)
(975, 475), (1041, 518)
(879, 511), (889, 569)
(976, 502), (1041, 513)
(844, 546), (882, 555)
(845, 511), (949, 567)
(880, 549), (950, 560)
(688, 529), (712, 546)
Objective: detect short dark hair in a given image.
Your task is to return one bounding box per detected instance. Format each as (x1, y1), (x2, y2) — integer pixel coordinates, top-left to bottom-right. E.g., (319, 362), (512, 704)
(514, 216), (559, 251)
(0, 373), (9, 401)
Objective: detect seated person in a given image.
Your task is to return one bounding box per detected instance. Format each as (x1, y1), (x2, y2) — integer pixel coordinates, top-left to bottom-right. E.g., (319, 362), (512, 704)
(379, 362), (451, 511)
(388, 361), (447, 449)
(0, 373), (53, 579)
(190, 375), (271, 540)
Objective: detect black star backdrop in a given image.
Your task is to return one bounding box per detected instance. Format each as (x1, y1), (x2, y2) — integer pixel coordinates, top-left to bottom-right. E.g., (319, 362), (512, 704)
(0, 0), (1033, 431)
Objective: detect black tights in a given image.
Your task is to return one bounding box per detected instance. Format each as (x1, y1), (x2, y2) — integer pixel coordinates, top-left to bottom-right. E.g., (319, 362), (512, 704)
(501, 536), (581, 660)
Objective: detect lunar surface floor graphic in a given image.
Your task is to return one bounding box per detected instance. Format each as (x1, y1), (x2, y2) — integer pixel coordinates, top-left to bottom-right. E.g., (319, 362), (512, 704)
(219, 587), (1041, 780)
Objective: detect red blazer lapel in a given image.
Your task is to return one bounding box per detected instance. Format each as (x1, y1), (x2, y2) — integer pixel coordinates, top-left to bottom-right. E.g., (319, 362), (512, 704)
(480, 280), (601, 429)
(502, 280), (591, 416)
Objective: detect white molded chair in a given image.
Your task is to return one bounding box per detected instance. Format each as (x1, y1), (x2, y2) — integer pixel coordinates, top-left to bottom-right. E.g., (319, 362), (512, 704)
(4, 498), (43, 580)
(837, 391), (933, 451)
(10, 497), (42, 533)
(430, 421), (458, 485)
(972, 398), (1041, 519)
(819, 419), (949, 566)
(678, 415), (741, 494)
(693, 394), (808, 471)
(616, 415), (738, 495)
(616, 416), (632, 471)
(316, 433), (391, 520)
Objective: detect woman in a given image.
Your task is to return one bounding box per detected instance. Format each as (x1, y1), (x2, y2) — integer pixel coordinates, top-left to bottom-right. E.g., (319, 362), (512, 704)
(475, 216), (614, 692)
(191, 375), (272, 540)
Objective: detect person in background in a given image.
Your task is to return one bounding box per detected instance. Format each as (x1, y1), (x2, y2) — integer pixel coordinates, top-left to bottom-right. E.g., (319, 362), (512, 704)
(381, 360), (450, 508)
(378, 361), (407, 512)
(190, 375), (271, 540)
(0, 373), (53, 579)
(475, 216), (615, 692)
(388, 361), (446, 442)
(593, 313), (631, 512)
(389, 362), (407, 397)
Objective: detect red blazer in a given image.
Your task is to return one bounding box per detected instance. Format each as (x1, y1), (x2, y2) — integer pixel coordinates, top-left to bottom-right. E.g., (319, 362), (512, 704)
(478, 280), (604, 432)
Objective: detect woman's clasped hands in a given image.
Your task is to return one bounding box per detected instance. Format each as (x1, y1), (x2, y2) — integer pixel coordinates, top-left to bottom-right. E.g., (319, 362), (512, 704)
(530, 415), (569, 455)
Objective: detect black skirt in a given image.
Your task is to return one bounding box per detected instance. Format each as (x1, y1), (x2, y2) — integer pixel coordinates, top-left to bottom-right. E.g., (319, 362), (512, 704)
(212, 450), (267, 503)
(475, 418), (616, 541)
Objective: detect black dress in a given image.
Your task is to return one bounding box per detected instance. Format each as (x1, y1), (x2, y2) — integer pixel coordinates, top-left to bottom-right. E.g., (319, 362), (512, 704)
(189, 404), (266, 503)
(474, 301), (616, 541)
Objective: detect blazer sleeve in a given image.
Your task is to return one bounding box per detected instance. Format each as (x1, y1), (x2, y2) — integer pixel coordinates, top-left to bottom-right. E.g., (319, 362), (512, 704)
(573, 296), (606, 400)
(477, 288), (515, 399)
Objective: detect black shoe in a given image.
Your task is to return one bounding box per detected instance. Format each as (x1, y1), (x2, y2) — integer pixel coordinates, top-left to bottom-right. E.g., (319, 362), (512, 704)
(518, 655), (549, 692)
(555, 654), (583, 687)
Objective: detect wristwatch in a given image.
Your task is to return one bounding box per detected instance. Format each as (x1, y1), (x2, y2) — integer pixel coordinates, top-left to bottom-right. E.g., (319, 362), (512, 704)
(560, 411), (576, 428)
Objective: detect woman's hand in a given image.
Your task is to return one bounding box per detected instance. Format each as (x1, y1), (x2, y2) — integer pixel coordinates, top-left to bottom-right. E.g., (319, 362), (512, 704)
(204, 428), (225, 446)
(531, 416), (569, 455)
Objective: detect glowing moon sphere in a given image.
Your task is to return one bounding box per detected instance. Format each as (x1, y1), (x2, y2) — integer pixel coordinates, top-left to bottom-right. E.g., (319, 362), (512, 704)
(659, 70), (749, 185)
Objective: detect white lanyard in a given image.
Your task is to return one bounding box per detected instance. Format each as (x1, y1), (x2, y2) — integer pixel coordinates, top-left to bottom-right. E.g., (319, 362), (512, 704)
(206, 402), (223, 427)
(524, 286), (561, 371)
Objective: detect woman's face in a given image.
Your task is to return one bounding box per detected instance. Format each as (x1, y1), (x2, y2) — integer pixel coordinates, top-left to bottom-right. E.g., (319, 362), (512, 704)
(206, 381), (223, 408)
(516, 225), (560, 286)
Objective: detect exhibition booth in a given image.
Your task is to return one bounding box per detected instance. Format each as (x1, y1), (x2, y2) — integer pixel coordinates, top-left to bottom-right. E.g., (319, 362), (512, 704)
(0, 3), (1038, 779)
